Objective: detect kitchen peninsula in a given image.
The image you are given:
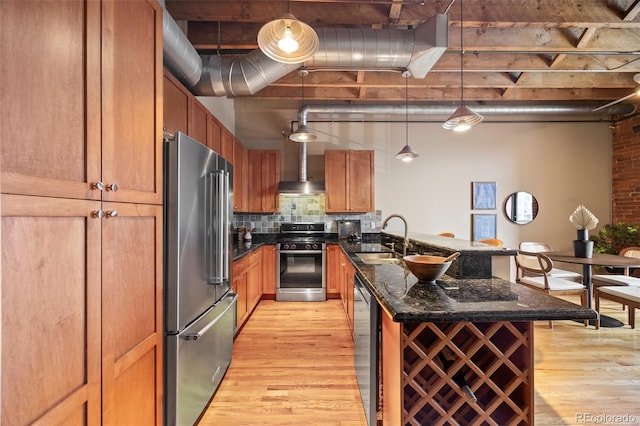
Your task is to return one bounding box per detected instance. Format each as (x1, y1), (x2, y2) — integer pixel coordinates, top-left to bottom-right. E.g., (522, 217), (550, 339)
(342, 234), (596, 425)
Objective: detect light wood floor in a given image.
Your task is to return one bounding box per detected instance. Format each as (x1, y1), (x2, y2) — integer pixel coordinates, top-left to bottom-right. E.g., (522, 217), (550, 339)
(198, 300), (367, 426)
(199, 297), (640, 425)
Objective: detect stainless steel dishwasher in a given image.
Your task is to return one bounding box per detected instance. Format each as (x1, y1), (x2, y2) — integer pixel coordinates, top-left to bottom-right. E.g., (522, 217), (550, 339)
(354, 272), (379, 426)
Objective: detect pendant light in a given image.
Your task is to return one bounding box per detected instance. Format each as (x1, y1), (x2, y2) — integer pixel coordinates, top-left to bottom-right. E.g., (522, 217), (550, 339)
(289, 68), (317, 142)
(442, 0), (483, 132)
(396, 71), (419, 162)
(257, 2), (319, 64)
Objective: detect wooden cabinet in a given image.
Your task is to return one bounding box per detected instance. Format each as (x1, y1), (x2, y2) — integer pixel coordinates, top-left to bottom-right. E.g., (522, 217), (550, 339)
(221, 127), (234, 162)
(233, 262), (249, 328)
(1, 1), (163, 424)
(207, 115), (222, 154)
(101, 202), (163, 425)
(248, 150), (280, 213)
(325, 150), (375, 213)
(233, 137), (248, 212)
(189, 98), (209, 144)
(344, 259), (356, 335)
(326, 245), (342, 297)
(233, 250), (262, 331)
(246, 256), (262, 313)
(163, 70), (190, 137)
(1, 195), (103, 425)
(327, 246), (356, 335)
(262, 245), (277, 297)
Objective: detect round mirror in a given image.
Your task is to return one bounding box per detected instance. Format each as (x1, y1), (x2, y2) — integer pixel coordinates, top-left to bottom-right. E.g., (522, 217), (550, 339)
(503, 192), (539, 225)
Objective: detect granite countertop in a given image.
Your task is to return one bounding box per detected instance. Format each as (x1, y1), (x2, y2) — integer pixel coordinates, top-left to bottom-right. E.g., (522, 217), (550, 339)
(340, 241), (597, 323)
(382, 230), (516, 256)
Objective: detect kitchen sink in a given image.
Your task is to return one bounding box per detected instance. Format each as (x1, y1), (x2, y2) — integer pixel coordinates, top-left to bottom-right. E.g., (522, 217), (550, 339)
(356, 252), (403, 265)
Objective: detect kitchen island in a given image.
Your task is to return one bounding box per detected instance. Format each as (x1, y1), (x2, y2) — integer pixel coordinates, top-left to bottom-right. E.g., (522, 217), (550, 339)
(340, 240), (597, 425)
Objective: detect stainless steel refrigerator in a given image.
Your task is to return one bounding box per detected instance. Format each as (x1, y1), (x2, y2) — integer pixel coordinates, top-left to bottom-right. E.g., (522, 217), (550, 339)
(164, 132), (237, 426)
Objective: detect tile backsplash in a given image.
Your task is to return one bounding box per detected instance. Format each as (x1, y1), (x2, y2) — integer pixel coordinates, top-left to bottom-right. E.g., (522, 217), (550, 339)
(233, 194), (382, 234)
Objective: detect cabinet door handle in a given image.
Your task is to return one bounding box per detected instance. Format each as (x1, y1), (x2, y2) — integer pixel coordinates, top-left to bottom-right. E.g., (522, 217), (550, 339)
(91, 181), (105, 191)
(107, 183), (118, 192)
(105, 210), (118, 218)
(92, 210), (104, 218)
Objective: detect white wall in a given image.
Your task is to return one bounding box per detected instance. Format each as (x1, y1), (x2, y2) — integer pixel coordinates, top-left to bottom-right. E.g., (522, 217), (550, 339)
(197, 96), (236, 133)
(228, 98), (612, 252)
(310, 119), (612, 252)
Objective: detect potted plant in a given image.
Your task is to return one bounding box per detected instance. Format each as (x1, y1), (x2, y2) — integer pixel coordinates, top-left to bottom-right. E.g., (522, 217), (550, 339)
(591, 222), (640, 254)
(591, 222), (640, 274)
(569, 205), (599, 258)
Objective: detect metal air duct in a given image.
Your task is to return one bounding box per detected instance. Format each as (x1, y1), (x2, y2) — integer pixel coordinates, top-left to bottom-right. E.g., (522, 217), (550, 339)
(161, 6), (449, 96)
(295, 103), (636, 125)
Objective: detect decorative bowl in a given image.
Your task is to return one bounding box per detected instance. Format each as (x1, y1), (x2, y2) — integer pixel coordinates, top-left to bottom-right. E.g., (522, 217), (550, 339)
(403, 255), (453, 282)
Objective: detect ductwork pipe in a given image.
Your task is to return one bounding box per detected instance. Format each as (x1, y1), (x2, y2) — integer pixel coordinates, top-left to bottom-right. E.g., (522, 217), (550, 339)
(296, 103), (636, 125)
(161, 3), (448, 97)
(161, 7), (202, 87)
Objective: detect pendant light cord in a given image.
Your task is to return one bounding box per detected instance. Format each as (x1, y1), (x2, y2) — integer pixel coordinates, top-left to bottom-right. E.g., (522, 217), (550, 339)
(405, 73), (409, 145)
(460, 0), (464, 105)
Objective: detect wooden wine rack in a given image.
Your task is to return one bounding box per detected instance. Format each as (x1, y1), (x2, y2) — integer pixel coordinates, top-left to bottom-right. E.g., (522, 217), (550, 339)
(392, 320), (533, 425)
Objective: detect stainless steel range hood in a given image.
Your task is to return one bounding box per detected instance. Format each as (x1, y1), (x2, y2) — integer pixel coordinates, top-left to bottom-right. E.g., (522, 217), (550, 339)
(277, 142), (325, 194)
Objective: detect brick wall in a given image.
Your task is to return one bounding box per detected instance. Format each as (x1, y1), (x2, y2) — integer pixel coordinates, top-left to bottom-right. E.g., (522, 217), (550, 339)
(612, 113), (640, 224)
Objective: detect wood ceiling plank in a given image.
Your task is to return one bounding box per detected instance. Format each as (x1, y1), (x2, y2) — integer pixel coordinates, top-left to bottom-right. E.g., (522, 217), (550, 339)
(269, 71), (636, 89)
(550, 27), (598, 68)
(433, 53), (640, 72)
(454, 28), (640, 52)
(162, 0), (640, 105)
(166, 1), (640, 27)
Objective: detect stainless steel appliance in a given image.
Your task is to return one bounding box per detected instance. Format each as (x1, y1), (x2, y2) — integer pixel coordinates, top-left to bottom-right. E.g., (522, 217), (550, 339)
(164, 132), (237, 426)
(276, 223), (326, 301)
(354, 272), (379, 426)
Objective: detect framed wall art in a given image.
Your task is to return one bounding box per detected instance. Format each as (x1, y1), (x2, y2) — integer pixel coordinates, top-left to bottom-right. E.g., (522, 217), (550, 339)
(472, 181), (496, 210)
(472, 214), (497, 241)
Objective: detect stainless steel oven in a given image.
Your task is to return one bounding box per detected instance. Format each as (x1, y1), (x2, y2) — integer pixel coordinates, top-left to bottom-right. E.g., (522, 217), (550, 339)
(276, 223), (326, 302)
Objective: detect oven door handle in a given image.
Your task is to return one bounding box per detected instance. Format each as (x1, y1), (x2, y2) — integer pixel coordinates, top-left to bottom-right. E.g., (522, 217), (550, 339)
(278, 249), (324, 254)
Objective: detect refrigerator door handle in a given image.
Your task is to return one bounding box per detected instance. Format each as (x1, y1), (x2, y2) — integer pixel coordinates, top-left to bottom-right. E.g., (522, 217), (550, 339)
(182, 293), (238, 341)
(205, 169), (226, 285)
(221, 170), (230, 283)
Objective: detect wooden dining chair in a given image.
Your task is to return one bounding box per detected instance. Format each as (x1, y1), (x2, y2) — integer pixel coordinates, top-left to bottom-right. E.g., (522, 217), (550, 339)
(592, 246), (640, 287)
(591, 247), (640, 310)
(478, 238), (503, 246)
(515, 250), (588, 328)
(516, 242), (582, 282)
(438, 232), (455, 238)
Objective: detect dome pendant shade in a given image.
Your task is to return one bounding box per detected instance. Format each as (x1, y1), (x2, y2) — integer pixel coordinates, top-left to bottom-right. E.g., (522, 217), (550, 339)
(289, 124), (317, 142)
(396, 143), (419, 162)
(442, 105), (484, 132)
(257, 14), (319, 64)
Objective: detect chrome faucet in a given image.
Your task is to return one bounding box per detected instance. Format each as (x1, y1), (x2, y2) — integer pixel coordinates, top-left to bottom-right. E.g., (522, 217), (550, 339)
(381, 214), (410, 257)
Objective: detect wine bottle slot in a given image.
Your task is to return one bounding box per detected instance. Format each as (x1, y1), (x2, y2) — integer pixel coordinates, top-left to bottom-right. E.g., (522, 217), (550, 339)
(436, 346), (478, 403)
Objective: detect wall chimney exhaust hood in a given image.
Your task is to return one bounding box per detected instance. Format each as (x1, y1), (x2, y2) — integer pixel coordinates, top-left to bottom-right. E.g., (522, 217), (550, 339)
(277, 142), (325, 194)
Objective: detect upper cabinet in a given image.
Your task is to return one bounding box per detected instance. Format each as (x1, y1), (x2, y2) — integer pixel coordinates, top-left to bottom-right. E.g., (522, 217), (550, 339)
(163, 71), (190, 137)
(221, 127), (234, 162)
(325, 150), (375, 213)
(189, 98), (209, 144)
(101, 0), (163, 205)
(248, 150), (280, 213)
(207, 115), (222, 153)
(2, 0), (102, 202)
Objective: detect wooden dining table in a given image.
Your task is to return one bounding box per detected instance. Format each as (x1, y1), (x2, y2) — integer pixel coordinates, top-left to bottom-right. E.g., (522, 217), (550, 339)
(546, 251), (640, 327)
